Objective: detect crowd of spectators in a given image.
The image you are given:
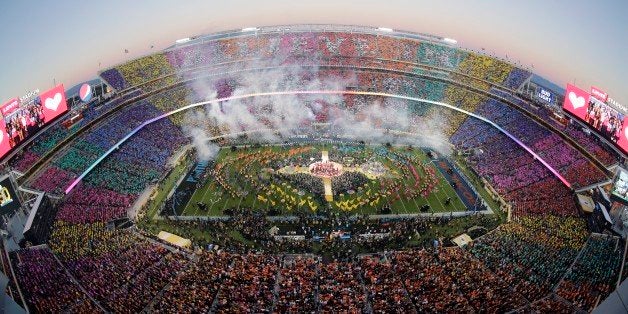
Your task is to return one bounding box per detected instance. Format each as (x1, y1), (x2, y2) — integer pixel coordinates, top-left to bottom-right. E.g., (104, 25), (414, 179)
(100, 30), (530, 103)
(6, 27), (627, 314)
(469, 216), (588, 301)
(55, 186), (134, 224)
(360, 254), (415, 312)
(49, 228), (185, 313)
(556, 234), (624, 311)
(214, 253), (279, 313)
(99, 68), (127, 91)
(8, 90), (143, 174)
(12, 212), (625, 312)
(26, 98), (189, 225)
(392, 249), (474, 312)
(275, 255), (318, 313)
(492, 88), (620, 166)
(450, 98), (609, 217)
(30, 166), (75, 194)
(12, 248), (95, 313)
(149, 251), (228, 312)
(439, 248), (528, 311)
(114, 53), (177, 92)
(318, 259), (368, 312)
(102, 251), (188, 313)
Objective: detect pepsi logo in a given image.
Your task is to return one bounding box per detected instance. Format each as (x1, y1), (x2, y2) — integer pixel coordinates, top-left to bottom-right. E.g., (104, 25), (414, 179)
(79, 84), (92, 102)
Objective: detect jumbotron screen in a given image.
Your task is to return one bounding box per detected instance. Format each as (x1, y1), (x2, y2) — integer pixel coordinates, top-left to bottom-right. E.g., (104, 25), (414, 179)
(0, 84), (68, 160)
(0, 175), (21, 216)
(611, 167), (628, 204)
(562, 84), (628, 154)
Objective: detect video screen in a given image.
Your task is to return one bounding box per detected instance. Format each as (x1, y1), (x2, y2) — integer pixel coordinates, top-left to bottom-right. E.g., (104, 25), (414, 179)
(2, 99), (47, 149)
(38, 84), (69, 123)
(611, 168), (628, 204)
(562, 84), (590, 120)
(584, 97), (624, 143)
(563, 84), (628, 154)
(0, 176), (21, 216)
(0, 84), (68, 160)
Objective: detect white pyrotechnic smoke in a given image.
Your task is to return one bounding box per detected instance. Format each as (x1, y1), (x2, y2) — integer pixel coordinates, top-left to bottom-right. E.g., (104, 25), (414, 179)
(177, 50), (453, 157)
(182, 109), (221, 161)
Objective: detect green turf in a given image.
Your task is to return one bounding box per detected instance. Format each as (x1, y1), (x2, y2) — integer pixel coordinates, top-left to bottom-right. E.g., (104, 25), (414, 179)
(179, 144), (471, 217)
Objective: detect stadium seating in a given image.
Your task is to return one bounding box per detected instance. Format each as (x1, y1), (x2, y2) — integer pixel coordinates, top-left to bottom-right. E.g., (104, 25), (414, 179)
(214, 254), (279, 313)
(450, 98), (608, 216)
(360, 254), (415, 312)
(6, 26), (624, 313)
(470, 216), (588, 300)
(556, 234), (623, 311)
(12, 248), (97, 313)
(9, 90), (143, 174)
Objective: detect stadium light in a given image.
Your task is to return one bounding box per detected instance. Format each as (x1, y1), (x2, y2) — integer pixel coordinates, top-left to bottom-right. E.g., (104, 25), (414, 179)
(241, 27), (259, 32)
(175, 37), (191, 44)
(377, 27), (393, 32)
(443, 38), (457, 45)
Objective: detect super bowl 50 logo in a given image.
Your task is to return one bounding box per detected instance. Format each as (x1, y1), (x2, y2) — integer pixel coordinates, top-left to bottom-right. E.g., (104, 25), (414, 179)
(0, 185), (13, 207)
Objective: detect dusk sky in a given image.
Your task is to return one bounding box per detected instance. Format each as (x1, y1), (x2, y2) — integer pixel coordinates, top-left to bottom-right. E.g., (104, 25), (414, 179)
(1, 0), (626, 104)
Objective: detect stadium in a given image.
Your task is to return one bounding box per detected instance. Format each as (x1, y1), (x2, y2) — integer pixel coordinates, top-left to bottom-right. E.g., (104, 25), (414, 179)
(0, 20), (627, 313)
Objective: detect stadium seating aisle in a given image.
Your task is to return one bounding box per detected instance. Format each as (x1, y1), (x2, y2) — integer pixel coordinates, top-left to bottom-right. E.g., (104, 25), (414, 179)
(514, 294), (577, 314)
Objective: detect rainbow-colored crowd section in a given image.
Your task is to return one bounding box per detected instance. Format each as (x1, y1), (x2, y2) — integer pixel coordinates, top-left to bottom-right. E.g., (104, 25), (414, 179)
(2, 26), (624, 313)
